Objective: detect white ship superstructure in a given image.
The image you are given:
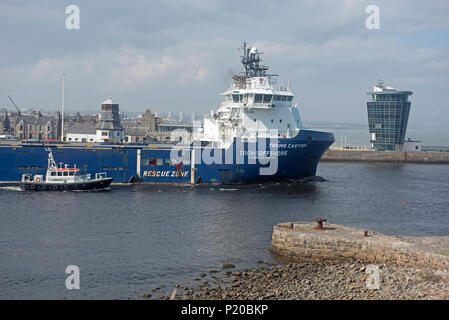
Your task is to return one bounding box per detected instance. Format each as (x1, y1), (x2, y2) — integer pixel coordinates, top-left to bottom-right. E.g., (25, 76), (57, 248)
(200, 43), (303, 148)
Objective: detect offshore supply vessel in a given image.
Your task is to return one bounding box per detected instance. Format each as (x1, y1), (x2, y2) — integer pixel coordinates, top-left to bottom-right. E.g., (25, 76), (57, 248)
(0, 43), (334, 184)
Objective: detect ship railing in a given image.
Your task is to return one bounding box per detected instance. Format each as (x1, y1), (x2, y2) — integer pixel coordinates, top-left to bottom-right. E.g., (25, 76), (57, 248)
(247, 103), (274, 109)
(95, 172), (107, 180)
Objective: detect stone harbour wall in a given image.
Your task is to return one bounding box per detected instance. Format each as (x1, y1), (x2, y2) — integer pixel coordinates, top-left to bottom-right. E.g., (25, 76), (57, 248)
(271, 222), (449, 270)
(321, 149), (449, 164)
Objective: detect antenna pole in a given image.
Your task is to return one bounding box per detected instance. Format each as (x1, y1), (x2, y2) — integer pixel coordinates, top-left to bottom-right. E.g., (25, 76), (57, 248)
(61, 73), (65, 142)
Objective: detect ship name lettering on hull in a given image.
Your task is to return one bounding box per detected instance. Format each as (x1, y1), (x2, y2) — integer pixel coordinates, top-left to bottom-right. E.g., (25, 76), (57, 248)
(142, 170), (189, 177)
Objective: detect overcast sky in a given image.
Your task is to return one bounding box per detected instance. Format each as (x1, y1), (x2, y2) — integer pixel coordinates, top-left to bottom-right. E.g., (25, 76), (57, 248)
(1, 0), (448, 129)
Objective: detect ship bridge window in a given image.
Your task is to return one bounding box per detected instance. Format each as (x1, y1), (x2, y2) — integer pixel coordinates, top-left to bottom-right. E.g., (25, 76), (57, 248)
(287, 96), (293, 102)
(281, 96), (288, 101)
(263, 94), (273, 103)
(232, 94), (244, 103)
(274, 95), (281, 101)
(254, 94), (263, 103)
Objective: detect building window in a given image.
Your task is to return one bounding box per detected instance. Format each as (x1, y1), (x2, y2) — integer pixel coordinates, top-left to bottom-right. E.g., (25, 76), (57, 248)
(279, 119), (282, 123)
(102, 132), (108, 136)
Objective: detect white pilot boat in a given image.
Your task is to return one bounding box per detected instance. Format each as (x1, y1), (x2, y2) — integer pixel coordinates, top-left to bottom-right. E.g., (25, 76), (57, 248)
(20, 150), (113, 191)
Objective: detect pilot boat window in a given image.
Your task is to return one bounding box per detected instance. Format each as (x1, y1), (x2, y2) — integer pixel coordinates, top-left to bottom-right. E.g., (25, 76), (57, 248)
(57, 172), (62, 176)
(63, 172), (69, 176)
(51, 172), (56, 176)
(69, 172), (75, 176)
(254, 94), (263, 103)
(263, 94), (272, 103)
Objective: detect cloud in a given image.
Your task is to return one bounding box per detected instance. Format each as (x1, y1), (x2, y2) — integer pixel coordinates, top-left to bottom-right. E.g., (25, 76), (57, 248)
(0, 0), (448, 129)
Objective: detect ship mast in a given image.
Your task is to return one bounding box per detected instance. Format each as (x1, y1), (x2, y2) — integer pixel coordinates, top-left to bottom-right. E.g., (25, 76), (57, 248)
(61, 73), (65, 142)
(233, 42), (277, 87)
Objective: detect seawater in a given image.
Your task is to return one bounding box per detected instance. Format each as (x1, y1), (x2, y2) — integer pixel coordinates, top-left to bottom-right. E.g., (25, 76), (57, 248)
(0, 162), (448, 299)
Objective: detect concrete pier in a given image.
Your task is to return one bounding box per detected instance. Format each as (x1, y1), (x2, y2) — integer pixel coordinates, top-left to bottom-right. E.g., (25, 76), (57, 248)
(321, 149), (449, 164)
(271, 221), (449, 270)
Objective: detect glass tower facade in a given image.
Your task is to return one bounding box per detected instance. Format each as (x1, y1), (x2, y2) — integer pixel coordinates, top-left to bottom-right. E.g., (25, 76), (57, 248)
(367, 82), (413, 151)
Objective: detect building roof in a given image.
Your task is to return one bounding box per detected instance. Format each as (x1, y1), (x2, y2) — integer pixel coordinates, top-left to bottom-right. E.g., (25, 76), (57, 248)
(16, 114), (58, 125)
(125, 127), (148, 136)
(102, 96), (117, 105)
(66, 124), (97, 134)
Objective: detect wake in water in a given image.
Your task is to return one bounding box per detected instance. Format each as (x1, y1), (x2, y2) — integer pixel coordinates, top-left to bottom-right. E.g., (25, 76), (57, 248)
(0, 186), (23, 192)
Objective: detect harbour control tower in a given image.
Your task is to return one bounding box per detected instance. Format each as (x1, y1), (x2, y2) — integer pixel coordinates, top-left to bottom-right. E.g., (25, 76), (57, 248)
(366, 80), (413, 151)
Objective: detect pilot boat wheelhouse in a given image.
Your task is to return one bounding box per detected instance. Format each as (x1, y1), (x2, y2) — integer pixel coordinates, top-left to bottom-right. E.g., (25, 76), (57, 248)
(20, 150), (113, 191)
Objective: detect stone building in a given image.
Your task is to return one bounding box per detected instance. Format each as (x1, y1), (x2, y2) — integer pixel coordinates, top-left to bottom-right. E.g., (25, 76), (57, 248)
(139, 109), (159, 132)
(96, 97), (124, 143)
(13, 111), (61, 140)
(1, 111), (11, 134)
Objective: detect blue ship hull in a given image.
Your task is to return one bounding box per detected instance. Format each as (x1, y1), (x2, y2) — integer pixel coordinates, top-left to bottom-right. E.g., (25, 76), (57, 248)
(0, 129), (333, 184)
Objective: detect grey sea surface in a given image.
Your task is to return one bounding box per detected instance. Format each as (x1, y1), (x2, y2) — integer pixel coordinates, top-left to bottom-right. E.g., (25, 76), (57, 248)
(0, 161), (448, 299)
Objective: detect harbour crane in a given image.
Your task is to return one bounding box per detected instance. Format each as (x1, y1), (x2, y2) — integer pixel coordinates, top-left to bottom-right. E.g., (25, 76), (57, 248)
(7, 96), (21, 116)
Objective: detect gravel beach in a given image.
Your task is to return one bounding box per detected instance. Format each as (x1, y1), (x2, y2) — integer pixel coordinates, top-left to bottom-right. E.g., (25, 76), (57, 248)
(149, 260), (449, 300)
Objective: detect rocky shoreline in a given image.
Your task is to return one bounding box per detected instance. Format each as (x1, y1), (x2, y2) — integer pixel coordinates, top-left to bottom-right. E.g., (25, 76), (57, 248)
(145, 259), (449, 300)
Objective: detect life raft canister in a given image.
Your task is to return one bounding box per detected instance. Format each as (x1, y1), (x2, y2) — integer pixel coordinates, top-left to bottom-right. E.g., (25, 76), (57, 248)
(35, 177), (41, 182)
